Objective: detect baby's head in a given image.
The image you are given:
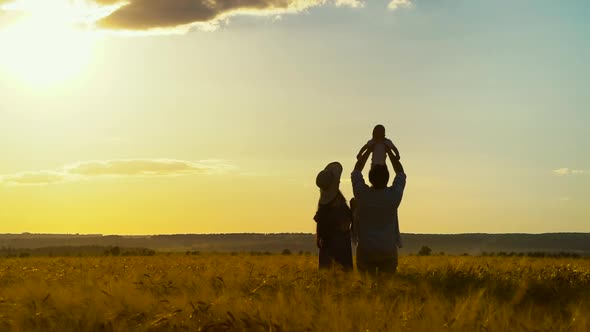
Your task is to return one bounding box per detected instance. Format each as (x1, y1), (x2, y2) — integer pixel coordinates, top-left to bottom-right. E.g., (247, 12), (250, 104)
(372, 125), (386, 140)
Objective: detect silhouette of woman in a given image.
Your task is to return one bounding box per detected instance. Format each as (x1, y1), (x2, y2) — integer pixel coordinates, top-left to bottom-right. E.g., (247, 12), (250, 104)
(314, 162), (353, 271)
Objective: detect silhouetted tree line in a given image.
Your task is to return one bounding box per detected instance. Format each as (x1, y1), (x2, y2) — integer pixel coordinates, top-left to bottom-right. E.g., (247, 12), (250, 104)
(0, 245), (155, 258)
(2, 233), (590, 255)
(413, 246), (586, 259)
(480, 251), (584, 258)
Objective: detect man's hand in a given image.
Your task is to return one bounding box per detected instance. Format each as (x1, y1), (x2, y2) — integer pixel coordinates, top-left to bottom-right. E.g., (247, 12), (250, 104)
(316, 236), (323, 249)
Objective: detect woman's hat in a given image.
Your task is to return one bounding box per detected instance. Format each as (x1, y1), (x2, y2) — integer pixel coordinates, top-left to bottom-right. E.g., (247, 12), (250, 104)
(316, 162), (343, 204)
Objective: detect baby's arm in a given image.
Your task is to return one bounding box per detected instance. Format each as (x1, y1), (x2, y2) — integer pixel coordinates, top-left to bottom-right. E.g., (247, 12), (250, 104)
(357, 140), (376, 160)
(356, 144), (368, 160)
(391, 144), (400, 159)
(387, 139), (401, 160)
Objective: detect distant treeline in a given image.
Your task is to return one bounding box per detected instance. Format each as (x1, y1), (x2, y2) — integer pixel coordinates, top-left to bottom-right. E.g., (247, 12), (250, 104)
(1, 233), (589, 256)
(0, 245), (155, 258)
(480, 251), (584, 258)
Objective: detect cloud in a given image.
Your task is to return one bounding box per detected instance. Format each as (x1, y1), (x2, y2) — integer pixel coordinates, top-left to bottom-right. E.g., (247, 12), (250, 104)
(0, 0), (373, 34)
(387, 0), (413, 11)
(0, 171), (67, 186)
(94, 0), (363, 31)
(553, 168), (585, 176)
(0, 159), (232, 186)
(67, 159), (219, 176)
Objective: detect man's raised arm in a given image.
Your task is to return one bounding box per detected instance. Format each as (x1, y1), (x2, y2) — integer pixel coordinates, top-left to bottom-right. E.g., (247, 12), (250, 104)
(354, 144), (372, 172)
(351, 143), (373, 198)
(386, 146), (406, 201)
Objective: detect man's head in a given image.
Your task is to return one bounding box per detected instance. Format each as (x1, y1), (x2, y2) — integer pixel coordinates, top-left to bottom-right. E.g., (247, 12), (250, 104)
(369, 165), (389, 189)
(372, 125), (386, 140)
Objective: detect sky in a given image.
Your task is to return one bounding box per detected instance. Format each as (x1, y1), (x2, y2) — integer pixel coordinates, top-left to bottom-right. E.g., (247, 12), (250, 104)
(0, 0), (588, 235)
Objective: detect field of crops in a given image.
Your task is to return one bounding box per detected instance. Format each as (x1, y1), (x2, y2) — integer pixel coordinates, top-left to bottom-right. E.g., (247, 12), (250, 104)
(0, 254), (589, 331)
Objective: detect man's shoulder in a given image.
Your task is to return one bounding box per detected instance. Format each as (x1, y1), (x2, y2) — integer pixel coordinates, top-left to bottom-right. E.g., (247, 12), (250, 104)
(351, 169), (364, 182)
(351, 170), (368, 194)
(389, 173), (407, 191)
(393, 172), (407, 185)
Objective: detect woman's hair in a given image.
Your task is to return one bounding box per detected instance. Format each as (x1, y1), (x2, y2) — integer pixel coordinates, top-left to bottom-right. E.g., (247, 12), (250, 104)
(317, 190), (348, 210)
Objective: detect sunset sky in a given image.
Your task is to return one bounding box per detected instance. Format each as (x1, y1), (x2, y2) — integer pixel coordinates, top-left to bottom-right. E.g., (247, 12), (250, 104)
(0, 0), (588, 235)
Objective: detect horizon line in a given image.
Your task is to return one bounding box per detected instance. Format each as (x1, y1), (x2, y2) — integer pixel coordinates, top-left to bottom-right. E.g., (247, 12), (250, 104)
(3, 232), (590, 237)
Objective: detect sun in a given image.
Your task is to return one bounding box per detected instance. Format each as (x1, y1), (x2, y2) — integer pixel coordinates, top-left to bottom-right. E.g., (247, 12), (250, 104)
(0, 19), (96, 86)
(0, 0), (104, 87)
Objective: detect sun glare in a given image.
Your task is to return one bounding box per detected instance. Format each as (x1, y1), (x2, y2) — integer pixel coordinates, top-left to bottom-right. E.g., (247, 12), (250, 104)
(0, 0), (104, 87)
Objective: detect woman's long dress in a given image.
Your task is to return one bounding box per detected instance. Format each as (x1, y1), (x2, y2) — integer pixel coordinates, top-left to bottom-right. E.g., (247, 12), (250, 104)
(314, 203), (353, 271)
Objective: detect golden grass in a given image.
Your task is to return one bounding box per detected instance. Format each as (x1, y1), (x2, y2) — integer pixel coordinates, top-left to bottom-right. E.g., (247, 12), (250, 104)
(0, 254), (589, 331)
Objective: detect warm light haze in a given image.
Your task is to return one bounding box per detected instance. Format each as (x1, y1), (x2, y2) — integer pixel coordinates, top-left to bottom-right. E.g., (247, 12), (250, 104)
(0, 0), (588, 235)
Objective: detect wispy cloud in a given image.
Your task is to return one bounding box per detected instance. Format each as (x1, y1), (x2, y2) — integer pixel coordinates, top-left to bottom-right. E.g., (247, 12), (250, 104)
(67, 159), (221, 176)
(0, 171), (68, 186)
(388, 0), (413, 11)
(553, 168), (585, 176)
(0, 159), (233, 186)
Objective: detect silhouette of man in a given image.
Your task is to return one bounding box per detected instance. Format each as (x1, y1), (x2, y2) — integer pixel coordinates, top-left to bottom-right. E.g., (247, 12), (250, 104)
(351, 142), (406, 275)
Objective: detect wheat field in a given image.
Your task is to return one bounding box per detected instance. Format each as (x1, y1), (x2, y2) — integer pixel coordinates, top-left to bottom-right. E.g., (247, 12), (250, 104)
(0, 254), (589, 331)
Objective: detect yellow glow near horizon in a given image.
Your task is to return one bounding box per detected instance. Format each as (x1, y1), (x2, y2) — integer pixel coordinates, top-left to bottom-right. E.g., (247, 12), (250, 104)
(0, 0), (106, 86)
